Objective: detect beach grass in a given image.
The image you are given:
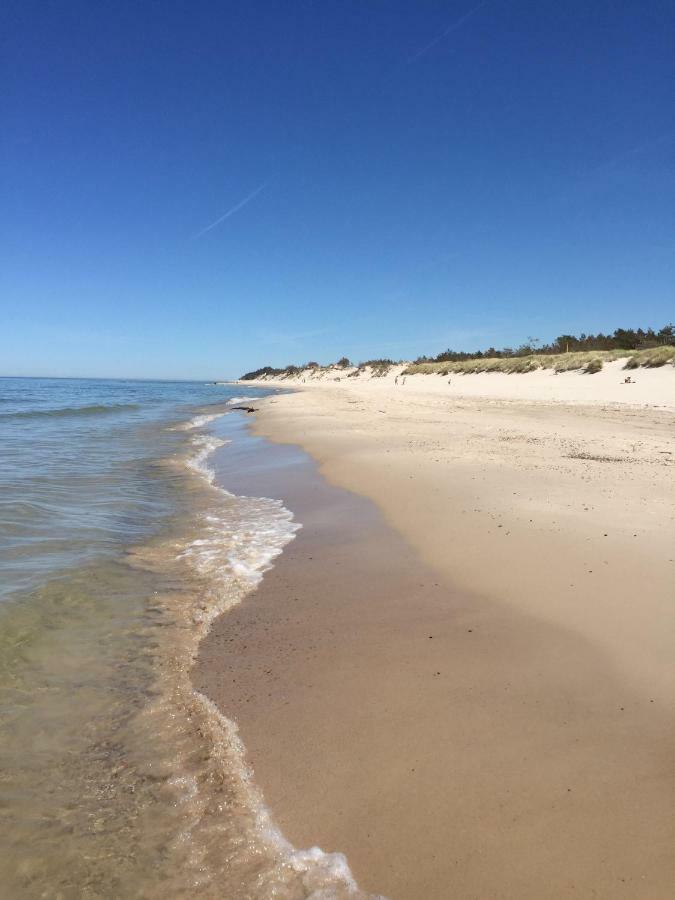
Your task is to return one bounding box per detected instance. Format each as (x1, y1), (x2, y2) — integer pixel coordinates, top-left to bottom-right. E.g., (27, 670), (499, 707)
(402, 346), (675, 376)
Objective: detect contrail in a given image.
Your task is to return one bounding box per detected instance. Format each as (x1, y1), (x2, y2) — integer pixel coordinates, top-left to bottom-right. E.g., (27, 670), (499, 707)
(407, 1), (487, 63)
(192, 181), (269, 239)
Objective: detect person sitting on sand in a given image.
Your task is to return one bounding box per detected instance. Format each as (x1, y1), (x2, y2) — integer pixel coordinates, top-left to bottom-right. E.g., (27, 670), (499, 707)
(623, 376), (633, 384)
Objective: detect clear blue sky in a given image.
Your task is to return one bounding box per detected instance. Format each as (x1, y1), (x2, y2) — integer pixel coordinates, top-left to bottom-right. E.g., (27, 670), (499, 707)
(2, 0), (674, 379)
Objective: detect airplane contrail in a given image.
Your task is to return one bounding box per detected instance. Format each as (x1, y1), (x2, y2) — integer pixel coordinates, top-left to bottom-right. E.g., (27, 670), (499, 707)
(407, 1), (487, 63)
(192, 181), (269, 239)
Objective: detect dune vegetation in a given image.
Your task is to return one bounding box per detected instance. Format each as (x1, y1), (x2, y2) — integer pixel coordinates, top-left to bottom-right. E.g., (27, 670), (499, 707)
(403, 345), (675, 376)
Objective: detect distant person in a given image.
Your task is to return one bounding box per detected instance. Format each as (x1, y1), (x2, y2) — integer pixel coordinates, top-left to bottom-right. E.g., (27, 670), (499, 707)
(395, 375), (399, 385)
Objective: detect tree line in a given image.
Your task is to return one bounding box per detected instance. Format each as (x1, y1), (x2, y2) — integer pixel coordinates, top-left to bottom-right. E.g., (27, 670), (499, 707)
(417, 324), (674, 364)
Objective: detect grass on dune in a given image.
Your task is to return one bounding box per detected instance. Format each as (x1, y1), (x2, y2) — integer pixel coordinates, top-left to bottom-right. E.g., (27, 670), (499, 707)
(623, 345), (675, 368)
(403, 346), (675, 376)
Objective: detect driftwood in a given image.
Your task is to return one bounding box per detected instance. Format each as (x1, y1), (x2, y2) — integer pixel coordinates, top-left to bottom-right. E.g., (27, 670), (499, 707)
(230, 406), (258, 413)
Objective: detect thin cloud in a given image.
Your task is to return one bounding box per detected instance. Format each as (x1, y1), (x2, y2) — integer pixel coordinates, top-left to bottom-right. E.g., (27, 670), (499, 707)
(407, 1), (487, 63)
(192, 181), (269, 239)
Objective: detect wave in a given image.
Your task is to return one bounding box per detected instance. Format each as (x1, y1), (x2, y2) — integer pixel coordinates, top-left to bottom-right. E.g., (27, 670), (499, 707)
(185, 433), (230, 483)
(176, 412), (226, 431)
(1, 403), (140, 421)
(174, 422), (374, 897)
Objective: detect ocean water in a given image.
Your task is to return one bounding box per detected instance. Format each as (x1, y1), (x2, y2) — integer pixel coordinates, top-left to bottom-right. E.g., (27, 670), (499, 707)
(0, 378), (367, 898)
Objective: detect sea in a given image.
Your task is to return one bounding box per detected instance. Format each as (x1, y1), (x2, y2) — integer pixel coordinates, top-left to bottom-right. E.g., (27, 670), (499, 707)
(0, 377), (365, 899)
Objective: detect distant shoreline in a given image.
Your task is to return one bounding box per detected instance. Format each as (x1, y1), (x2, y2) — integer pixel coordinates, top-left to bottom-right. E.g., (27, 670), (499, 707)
(239, 355), (675, 409)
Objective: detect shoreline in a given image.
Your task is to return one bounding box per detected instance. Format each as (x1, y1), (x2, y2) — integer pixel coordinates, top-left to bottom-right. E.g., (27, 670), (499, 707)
(197, 371), (675, 896)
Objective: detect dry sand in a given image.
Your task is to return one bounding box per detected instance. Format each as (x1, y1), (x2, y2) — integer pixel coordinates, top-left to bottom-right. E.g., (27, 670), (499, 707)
(199, 363), (675, 898)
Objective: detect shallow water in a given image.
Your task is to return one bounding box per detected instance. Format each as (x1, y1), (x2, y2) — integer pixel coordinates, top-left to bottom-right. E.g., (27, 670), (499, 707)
(0, 378), (368, 898)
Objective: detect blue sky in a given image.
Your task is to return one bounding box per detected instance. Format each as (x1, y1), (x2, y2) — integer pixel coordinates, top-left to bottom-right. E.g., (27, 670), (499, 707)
(2, 0), (674, 379)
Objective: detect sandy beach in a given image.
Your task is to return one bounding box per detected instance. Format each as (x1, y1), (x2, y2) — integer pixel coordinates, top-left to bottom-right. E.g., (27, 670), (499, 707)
(8, 3), (675, 895)
(198, 362), (675, 898)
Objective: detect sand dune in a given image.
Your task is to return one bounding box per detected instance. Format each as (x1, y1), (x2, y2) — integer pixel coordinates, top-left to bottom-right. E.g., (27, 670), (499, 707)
(248, 356), (675, 408)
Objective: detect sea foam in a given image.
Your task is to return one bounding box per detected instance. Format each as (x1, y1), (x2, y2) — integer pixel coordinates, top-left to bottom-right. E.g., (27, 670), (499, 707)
(177, 411), (226, 431)
(177, 417), (375, 898)
(226, 395), (257, 405)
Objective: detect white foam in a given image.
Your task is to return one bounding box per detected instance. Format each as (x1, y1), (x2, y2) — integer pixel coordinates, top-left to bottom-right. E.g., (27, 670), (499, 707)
(181, 493), (300, 613)
(180, 412), (226, 430)
(226, 396), (257, 406)
(196, 692), (371, 898)
(185, 434), (229, 484)
(182, 430), (300, 618)
(180, 421), (377, 897)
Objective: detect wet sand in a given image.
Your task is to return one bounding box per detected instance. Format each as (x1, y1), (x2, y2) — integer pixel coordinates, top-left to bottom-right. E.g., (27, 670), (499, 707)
(195, 421), (675, 898)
